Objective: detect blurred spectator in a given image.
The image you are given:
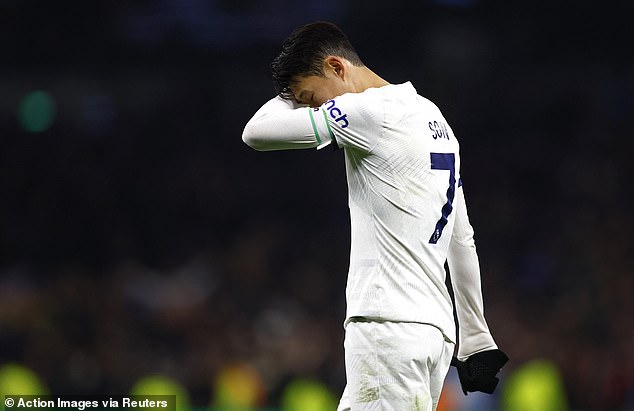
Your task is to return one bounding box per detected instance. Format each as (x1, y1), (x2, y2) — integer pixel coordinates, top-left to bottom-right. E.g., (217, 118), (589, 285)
(501, 359), (568, 411)
(212, 363), (265, 410)
(279, 379), (338, 411)
(130, 375), (190, 411)
(0, 363), (49, 410)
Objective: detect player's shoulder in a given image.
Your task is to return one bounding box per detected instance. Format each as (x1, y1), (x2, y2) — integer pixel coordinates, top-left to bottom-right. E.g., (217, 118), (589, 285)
(365, 81), (419, 104)
(334, 82), (412, 105)
(326, 83), (397, 128)
(378, 82), (447, 125)
(333, 82), (417, 117)
(325, 82), (439, 132)
(376, 82), (444, 114)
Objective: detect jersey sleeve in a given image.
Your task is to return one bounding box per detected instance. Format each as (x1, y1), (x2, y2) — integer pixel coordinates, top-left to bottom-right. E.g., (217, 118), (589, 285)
(447, 185), (498, 360)
(242, 95), (334, 151)
(243, 91), (384, 152)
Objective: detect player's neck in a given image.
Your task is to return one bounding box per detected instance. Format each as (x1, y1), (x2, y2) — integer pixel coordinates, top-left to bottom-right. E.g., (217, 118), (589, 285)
(350, 65), (390, 93)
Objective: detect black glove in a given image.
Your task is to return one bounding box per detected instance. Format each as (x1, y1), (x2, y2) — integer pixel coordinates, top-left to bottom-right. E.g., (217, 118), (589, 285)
(451, 349), (509, 395)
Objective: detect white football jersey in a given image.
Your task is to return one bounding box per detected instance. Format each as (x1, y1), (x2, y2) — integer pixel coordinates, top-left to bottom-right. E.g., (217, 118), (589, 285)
(244, 82), (497, 353)
(316, 82), (459, 342)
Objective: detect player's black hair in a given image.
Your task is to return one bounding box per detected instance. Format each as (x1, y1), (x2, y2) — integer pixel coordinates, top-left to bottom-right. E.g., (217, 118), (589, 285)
(271, 21), (364, 99)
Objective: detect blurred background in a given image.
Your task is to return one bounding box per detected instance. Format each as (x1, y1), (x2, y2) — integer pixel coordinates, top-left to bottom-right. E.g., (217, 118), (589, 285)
(0, 1), (632, 410)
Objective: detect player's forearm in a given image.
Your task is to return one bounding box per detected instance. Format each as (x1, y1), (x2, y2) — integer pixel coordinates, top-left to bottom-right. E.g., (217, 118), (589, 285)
(242, 96), (319, 151)
(448, 189), (497, 359)
(448, 243), (497, 359)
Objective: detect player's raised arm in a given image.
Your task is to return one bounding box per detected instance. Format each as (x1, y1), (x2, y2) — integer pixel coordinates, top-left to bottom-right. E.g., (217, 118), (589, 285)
(242, 95), (332, 151)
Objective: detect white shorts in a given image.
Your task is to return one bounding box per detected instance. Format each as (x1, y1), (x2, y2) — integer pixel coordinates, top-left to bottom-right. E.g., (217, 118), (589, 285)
(337, 320), (454, 411)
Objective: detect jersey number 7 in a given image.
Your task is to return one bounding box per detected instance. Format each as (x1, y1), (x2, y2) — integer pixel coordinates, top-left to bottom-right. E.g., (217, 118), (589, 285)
(429, 152), (456, 244)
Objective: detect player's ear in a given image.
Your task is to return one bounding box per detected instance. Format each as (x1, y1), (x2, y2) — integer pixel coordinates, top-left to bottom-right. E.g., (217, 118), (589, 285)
(324, 56), (345, 79)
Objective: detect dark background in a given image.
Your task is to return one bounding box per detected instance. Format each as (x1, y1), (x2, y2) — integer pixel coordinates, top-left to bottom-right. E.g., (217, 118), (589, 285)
(1, 1), (632, 409)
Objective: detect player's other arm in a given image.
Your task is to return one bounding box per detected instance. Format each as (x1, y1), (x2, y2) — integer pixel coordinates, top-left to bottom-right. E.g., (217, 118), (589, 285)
(447, 186), (498, 359)
(448, 186), (508, 394)
(242, 96), (327, 151)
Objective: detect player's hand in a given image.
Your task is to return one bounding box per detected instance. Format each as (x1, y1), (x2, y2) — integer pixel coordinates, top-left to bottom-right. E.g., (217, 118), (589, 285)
(451, 349), (508, 395)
